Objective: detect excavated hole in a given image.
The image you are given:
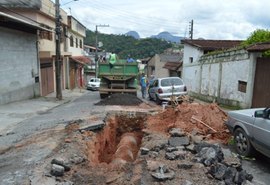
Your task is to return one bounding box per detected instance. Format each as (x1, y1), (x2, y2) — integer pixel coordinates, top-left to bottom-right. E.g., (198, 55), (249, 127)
(86, 112), (146, 166)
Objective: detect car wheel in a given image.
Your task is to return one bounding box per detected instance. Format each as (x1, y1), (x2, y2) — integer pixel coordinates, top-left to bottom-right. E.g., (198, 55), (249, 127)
(148, 93), (153, 101)
(234, 128), (254, 157)
(155, 95), (162, 105)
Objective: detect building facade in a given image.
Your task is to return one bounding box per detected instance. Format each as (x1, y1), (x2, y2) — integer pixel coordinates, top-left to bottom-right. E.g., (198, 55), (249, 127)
(0, 12), (45, 104)
(182, 39), (270, 108)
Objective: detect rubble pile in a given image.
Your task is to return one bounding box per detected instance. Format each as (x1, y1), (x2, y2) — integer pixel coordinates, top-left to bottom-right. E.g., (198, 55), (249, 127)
(34, 113), (253, 185)
(95, 93), (143, 106)
(147, 102), (230, 143)
(138, 128), (253, 185)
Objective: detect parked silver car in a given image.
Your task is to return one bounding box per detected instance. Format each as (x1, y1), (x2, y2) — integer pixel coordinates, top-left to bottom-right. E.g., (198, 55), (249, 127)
(225, 108), (270, 158)
(148, 77), (187, 104)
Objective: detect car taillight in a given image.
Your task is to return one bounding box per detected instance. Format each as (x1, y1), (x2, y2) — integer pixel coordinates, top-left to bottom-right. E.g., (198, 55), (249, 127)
(184, 86), (187, 91)
(157, 88), (163, 94)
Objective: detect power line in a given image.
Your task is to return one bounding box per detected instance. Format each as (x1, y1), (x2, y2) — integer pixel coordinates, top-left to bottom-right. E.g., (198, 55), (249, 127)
(72, 0), (185, 28)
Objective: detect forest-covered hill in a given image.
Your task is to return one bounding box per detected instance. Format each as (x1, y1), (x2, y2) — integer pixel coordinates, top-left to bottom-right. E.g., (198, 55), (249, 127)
(84, 30), (174, 59)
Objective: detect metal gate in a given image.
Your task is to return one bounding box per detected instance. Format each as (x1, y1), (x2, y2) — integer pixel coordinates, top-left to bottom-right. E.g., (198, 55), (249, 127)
(40, 59), (54, 96)
(252, 57), (270, 107)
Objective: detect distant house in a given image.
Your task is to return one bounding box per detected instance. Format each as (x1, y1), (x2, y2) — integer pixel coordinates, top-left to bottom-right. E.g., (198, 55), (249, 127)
(147, 52), (182, 78)
(182, 39), (270, 108)
(0, 12), (46, 104)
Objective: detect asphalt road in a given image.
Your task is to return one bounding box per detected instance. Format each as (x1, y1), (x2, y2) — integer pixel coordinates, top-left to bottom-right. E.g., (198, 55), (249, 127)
(0, 91), (269, 185)
(0, 91), (105, 149)
(242, 152), (270, 185)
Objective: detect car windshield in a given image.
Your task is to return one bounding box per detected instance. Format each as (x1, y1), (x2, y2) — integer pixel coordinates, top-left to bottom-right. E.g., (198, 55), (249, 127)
(161, 78), (183, 87)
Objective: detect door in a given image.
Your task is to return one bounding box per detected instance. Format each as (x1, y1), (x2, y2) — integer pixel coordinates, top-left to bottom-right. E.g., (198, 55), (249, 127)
(69, 62), (76, 89)
(252, 58), (270, 107)
(40, 59), (54, 96)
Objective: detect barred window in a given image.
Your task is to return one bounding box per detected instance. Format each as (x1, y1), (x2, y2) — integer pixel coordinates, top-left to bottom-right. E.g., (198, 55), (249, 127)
(70, 36), (74, 47)
(79, 39), (82, 48)
(189, 57), (193, 63)
(39, 31), (53, 40)
(238, 81), (247, 93)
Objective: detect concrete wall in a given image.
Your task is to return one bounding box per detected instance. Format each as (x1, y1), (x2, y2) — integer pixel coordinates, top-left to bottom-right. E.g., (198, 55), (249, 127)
(70, 17), (86, 37)
(0, 27), (40, 105)
(149, 54), (169, 78)
(182, 44), (204, 92)
(183, 45), (257, 108)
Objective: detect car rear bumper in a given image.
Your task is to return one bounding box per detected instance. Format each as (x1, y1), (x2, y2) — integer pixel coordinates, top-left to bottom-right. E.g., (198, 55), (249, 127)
(157, 92), (187, 101)
(87, 86), (99, 90)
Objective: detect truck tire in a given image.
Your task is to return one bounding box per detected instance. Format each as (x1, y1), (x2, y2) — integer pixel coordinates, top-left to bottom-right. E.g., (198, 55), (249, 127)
(100, 94), (108, 99)
(234, 128), (254, 157)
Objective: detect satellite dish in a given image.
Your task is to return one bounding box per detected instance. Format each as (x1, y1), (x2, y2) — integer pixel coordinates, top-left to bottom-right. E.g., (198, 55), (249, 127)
(98, 42), (103, 47)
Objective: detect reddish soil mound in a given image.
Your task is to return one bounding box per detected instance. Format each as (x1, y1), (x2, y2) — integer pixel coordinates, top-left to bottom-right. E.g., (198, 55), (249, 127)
(147, 103), (230, 143)
(95, 93), (143, 106)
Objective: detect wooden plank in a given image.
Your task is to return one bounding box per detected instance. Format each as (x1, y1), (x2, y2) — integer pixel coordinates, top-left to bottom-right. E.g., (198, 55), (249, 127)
(191, 116), (217, 133)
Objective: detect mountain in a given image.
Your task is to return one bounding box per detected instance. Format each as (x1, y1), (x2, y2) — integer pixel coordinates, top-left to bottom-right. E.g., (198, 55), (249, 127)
(151, 31), (183, 43)
(125, 31), (140, 39)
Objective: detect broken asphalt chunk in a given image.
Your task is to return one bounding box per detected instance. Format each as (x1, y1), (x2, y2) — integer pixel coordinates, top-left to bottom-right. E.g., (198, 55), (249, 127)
(168, 136), (190, 147)
(151, 165), (175, 181)
(51, 164), (65, 177)
(169, 128), (185, 137)
(51, 158), (71, 171)
(177, 162), (193, 170)
(140, 147), (150, 155)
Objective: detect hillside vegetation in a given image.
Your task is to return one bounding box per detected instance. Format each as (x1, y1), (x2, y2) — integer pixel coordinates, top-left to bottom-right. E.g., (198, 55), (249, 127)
(85, 30), (173, 59)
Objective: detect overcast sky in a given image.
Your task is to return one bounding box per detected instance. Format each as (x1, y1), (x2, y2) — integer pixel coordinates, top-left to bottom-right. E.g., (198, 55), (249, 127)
(61, 0), (269, 40)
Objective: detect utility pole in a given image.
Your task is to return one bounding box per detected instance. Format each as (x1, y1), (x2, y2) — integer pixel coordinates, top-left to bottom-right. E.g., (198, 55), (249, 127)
(189, 19), (193, 39)
(55, 0), (62, 100)
(95, 24), (109, 78)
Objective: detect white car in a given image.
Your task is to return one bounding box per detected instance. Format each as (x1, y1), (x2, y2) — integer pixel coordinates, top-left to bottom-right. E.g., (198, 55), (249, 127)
(148, 77), (187, 104)
(87, 78), (100, 91)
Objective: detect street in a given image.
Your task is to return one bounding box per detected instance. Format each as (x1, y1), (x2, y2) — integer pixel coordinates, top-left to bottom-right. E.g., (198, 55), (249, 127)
(0, 91), (269, 185)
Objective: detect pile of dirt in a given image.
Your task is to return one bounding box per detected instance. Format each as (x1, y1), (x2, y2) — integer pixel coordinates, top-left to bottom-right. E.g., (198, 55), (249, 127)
(95, 93), (143, 106)
(147, 102), (230, 143)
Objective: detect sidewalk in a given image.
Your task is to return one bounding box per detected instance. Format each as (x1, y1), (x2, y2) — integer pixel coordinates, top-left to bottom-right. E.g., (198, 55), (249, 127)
(0, 88), (88, 134)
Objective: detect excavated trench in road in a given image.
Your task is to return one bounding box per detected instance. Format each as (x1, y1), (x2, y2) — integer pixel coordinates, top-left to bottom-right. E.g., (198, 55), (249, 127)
(86, 112), (146, 166)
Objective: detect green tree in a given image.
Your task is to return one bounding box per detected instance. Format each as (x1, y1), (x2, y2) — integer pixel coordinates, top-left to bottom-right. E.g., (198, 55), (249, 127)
(242, 29), (270, 57)
(242, 29), (270, 47)
(85, 30), (173, 59)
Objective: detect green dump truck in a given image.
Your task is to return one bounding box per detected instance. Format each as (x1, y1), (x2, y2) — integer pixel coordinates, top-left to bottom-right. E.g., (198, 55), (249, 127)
(98, 60), (139, 98)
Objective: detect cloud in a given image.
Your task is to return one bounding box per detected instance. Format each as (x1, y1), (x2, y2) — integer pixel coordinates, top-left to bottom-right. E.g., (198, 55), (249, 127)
(63, 0), (269, 40)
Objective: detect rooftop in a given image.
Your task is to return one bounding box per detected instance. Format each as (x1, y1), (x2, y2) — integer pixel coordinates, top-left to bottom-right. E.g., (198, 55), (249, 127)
(182, 39), (243, 51)
(246, 42), (270, 52)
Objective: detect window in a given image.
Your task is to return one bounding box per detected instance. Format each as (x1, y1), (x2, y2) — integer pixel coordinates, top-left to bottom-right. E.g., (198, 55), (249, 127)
(189, 57), (193, 63)
(39, 31), (53, 40)
(238, 81), (247, 93)
(70, 36), (74, 47)
(76, 38), (78, 48)
(79, 39), (82, 48)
